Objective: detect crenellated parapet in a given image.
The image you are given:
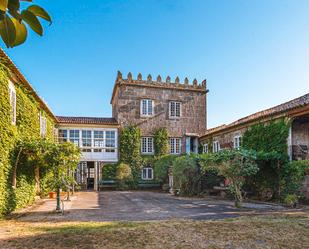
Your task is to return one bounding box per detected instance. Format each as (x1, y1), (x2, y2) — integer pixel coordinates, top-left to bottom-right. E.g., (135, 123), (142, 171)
(115, 71), (207, 92)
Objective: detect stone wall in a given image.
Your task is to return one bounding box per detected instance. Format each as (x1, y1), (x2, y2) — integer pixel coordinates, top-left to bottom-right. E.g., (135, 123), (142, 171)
(292, 119), (309, 160)
(199, 126), (248, 151)
(111, 73), (207, 153)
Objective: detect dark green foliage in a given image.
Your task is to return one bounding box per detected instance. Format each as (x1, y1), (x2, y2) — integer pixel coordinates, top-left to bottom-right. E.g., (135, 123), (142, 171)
(243, 119), (290, 154)
(173, 154), (201, 196)
(154, 127), (169, 157)
(199, 149), (259, 207)
(242, 120), (290, 198)
(102, 163), (117, 180)
(281, 160), (309, 198)
(116, 163), (134, 190)
(141, 155), (155, 167)
(119, 125), (142, 181)
(153, 155), (177, 184)
(0, 61), (55, 216)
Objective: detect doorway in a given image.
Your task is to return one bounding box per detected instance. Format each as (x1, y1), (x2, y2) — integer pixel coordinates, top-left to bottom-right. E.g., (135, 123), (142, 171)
(87, 162), (95, 190)
(186, 136), (198, 154)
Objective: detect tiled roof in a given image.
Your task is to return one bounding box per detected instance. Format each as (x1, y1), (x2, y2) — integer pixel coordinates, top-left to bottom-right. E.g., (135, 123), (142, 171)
(0, 48), (57, 121)
(202, 93), (309, 137)
(56, 116), (118, 125)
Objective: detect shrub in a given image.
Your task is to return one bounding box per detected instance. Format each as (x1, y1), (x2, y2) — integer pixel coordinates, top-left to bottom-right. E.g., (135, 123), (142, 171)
(173, 155), (200, 196)
(281, 160), (309, 199)
(116, 163), (133, 190)
(199, 149), (259, 207)
(102, 163), (117, 180)
(215, 150), (258, 207)
(283, 194), (298, 208)
(153, 155), (177, 184)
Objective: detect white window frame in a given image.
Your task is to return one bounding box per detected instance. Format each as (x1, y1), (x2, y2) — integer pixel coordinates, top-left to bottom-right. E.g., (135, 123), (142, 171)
(8, 80), (16, 125)
(233, 135), (242, 149)
(93, 130), (104, 152)
(69, 129), (80, 146)
(105, 130), (116, 153)
(39, 113), (47, 137)
(170, 138), (181, 154)
(141, 167), (153, 180)
(58, 129), (68, 142)
(213, 141), (220, 153)
(140, 99), (154, 117)
(81, 130), (92, 152)
(141, 137), (154, 154)
(169, 101), (181, 118)
(203, 144), (209, 153)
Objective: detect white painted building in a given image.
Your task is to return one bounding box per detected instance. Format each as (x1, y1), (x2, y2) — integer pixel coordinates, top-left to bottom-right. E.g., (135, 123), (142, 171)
(56, 116), (119, 190)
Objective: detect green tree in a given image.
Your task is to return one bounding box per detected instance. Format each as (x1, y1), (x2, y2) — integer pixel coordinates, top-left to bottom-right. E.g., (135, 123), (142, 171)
(115, 163), (133, 190)
(0, 0), (51, 48)
(45, 142), (80, 211)
(173, 155), (201, 196)
(215, 150), (259, 207)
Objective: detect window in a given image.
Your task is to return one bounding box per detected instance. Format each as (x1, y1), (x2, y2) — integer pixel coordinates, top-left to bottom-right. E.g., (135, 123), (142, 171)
(93, 130), (104, 152)
(58, 129), (68, 143)
(213, 141), (220, 153)
(203, 144), (208, 153)
(170, 138), (181, 154)
(8, 81), (16, 125)
(105, 130), (116, 152)
(82, 130), (92, 152)
(69, 130), (80, 146)
(39, 114), (47, 137)
(142, 167), (153, 180)
(141, 137), (154, 154)
(169, 101), (181, 118)
(141, 99), (153, 116)
(233, 135), (242, 149)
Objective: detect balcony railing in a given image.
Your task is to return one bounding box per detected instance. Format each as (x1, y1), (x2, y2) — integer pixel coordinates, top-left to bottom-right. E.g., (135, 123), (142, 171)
(80, 147), (118, 162)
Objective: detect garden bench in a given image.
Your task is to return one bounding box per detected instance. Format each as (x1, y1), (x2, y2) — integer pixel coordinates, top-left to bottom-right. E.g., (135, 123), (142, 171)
(138, 180), (160, 189)
(213, 186), (228, 197)
(99, 180), (117, 190)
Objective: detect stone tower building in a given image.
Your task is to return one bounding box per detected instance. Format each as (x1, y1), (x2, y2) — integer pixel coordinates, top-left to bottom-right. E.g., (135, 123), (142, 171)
(111, 71), (208, 154)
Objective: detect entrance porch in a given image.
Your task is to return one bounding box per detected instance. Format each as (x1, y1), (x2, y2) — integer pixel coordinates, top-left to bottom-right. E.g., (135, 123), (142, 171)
(75, 161), (104, 191)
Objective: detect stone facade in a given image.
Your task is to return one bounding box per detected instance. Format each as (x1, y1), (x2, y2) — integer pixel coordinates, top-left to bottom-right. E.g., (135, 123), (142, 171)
(111, 72), (208, 153)
(292, 118), (309, 160)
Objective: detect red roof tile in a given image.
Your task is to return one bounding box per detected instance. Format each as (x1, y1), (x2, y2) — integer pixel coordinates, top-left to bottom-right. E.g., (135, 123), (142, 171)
(56, 116), (118, 125)
(202, 93), (309, 137)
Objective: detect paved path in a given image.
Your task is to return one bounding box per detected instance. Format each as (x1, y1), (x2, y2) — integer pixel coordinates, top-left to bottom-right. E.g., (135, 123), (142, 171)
(17, 191), (292, 222)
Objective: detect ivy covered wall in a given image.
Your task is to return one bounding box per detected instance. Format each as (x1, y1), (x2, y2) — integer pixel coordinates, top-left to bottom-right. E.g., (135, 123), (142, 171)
(0, 61), (55, 216)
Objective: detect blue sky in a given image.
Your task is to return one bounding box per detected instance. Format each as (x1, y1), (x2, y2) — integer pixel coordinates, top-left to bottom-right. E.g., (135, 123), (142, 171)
(3, 0), (309, 128)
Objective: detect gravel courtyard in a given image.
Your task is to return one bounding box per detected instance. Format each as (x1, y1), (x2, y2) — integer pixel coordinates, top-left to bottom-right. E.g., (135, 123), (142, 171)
(17, 191), (290, 222)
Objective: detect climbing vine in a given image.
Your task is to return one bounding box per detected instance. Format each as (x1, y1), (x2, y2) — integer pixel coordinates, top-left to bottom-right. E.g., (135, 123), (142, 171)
(242, 119), (290, 199)
(0, 59), (55, 216)
(154, 127), (169, 157)
(119, 125), (142, 181)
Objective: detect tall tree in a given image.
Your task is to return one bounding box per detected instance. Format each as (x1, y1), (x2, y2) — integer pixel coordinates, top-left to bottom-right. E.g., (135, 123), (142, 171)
(0, 0), (51, 48)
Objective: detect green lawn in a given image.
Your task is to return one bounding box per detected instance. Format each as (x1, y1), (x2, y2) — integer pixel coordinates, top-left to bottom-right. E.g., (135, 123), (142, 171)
(0, 214), (308, 249)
